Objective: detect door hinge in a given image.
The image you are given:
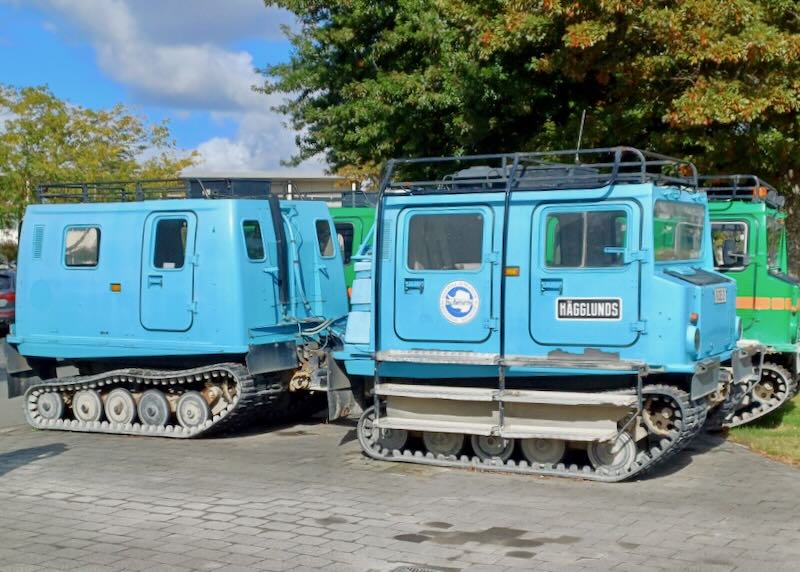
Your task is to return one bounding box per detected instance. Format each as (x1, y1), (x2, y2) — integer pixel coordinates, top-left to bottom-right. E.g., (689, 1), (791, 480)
(630, 320), (646, 333)
(191, 254), (200, 267)
(627, 249), (647, 263)
(484, 317), (499, 331)
(485, 252), (500, 265)
(188, 301), (198, 314)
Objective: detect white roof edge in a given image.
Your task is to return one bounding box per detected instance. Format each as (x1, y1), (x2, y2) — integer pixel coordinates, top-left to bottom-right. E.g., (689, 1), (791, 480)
(179, 170), (346, 181)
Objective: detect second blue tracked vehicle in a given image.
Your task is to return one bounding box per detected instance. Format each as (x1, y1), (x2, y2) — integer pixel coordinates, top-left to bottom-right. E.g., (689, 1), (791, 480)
(339, 147), (756, 482)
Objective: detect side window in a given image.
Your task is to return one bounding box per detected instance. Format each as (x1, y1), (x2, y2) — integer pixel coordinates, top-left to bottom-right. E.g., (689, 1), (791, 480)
(545, 210), (626, 268)
(154, 218), (187, 269)
(335, 222), (355, 264)
(65, 227), (101, 267)
(243, 220), (265, 261)
(316, 220), (335, 258)
(407, 213), (484, 271)
(712, 222), (748, 270)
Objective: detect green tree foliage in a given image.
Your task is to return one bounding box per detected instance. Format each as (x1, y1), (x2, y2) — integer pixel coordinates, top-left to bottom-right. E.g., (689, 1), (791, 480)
(262, 1), (800, 261)
(0, 85), (196, 226)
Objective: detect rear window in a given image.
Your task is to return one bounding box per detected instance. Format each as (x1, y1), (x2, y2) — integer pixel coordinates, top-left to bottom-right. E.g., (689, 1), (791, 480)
(545, 210), (627, 268)
(316, 220), (335, 258)
(65, 227), (101, 267)
(335, 222), (355, 264)
(407, 213), (484, 271)
(243, 220), (265, 260)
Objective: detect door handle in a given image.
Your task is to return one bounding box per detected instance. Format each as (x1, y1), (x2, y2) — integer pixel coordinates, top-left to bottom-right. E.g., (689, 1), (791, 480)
(540, 278), (563, 294)
(404, 278), (425, 293)
(147, 275), (163, 287)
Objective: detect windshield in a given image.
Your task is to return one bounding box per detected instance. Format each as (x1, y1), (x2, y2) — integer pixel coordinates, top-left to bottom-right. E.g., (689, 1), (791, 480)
(767, 215), (785, 271)
(654, 201), (705, 261)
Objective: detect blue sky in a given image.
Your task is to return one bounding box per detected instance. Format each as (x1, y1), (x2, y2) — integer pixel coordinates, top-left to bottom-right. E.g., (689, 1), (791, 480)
(0, 0), (322, 173)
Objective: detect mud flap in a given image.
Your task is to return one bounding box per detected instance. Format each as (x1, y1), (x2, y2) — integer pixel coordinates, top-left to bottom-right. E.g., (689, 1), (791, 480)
(327, 388), (362, 421)
(691, 358), (720, 400)
(309, 358), (362, 420)
(2, 340), (37, 398)
(731, 347), (760, 386)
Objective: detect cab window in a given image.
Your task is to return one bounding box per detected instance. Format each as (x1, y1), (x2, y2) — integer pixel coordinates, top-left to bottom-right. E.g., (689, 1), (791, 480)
(712, 221), (748, 270)
(545, 210), (627, 268)
(407, 213), (483, 271)
(654, 201), (704, 261)
(154, 218), (187, 269)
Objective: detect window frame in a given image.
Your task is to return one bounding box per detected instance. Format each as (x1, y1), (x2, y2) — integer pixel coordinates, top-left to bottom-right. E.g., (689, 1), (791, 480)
(542, 208), (629, 270)
(63, 225), (101, 269)
(404, 210), (486, 273)
(711, 220), (749, 272)
(152, 217), (189, 271)
(242, 219), (266, 262)
(315, 219), (336, 259)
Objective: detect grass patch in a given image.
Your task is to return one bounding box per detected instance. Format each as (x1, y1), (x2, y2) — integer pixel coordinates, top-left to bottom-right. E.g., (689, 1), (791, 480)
(729, 396), (800, 465)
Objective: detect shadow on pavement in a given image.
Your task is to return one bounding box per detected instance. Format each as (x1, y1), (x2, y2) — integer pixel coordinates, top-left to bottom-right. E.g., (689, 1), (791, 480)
(640, 432), (729, 481)
(0, 443), (68, 477)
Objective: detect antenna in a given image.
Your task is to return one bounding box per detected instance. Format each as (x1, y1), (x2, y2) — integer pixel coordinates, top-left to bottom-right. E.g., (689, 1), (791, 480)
(575, 109), (587, 163)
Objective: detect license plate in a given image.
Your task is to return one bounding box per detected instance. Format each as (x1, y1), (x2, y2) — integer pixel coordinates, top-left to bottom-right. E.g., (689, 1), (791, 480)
(714, 287), (727, 304)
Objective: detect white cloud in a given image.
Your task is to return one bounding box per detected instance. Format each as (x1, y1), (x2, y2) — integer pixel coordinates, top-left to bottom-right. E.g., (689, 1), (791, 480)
(189, 110), (327, 174)
(12, 0), (320, 172)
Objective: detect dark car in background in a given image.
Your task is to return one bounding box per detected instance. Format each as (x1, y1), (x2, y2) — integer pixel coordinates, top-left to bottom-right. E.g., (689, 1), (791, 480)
(0, 269), (15, 334)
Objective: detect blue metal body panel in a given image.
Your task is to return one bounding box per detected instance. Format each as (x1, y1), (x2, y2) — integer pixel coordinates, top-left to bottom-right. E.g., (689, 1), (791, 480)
(10, 199), (348, 360)
(339, 182), (737, 378)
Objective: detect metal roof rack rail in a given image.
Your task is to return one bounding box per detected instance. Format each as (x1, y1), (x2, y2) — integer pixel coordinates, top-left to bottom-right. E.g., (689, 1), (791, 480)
(699, 174), (784, 209)
(35, 177), (373, 206)
(35, 179), (191, 203)
(381, 146), (698, 195)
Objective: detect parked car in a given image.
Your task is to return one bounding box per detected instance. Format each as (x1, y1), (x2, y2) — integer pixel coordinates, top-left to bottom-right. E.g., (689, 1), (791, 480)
(0, 269), (15, 334)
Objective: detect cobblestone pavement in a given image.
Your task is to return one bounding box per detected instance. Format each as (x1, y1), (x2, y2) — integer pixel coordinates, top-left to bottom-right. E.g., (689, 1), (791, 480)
(0, 416), (799, 572)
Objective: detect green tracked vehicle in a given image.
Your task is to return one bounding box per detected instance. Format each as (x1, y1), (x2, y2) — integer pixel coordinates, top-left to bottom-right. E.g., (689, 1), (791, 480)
(704, 175), (799, 428)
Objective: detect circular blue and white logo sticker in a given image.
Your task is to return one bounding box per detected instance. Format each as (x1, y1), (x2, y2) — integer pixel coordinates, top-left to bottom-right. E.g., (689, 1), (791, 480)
(440, 281), (480, 324)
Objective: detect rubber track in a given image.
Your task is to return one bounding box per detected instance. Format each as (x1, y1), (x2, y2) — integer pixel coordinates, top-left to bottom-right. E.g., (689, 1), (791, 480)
(722, 362), (793, 429)
(357, 384), (707, 483)
(22, 363), (286, 438)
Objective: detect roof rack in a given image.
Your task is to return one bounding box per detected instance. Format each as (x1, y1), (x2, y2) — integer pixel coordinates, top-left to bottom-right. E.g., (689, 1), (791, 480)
(381, 146), (698, 195)
(699, 175), (784, 209)
(34, 177), (373, 207)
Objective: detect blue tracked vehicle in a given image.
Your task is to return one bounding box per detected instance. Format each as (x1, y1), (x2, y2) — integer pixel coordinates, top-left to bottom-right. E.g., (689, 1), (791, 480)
(4, 180), (354, 437)
(340, 147), (756, 482)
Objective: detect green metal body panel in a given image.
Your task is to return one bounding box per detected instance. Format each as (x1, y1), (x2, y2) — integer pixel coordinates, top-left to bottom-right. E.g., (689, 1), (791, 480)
(331, 207), (375, 289)
(709, 200), (800, 353)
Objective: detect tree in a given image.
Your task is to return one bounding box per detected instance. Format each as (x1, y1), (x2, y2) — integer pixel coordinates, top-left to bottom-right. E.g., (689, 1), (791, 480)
(261, 1), (800, 258)
(0, 85), (196, 226)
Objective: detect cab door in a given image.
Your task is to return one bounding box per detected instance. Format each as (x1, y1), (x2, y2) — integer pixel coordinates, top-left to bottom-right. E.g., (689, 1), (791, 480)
(140, 212), (196, 331)
(394, 206), (497, 345)
(530, 203), (642, 347)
